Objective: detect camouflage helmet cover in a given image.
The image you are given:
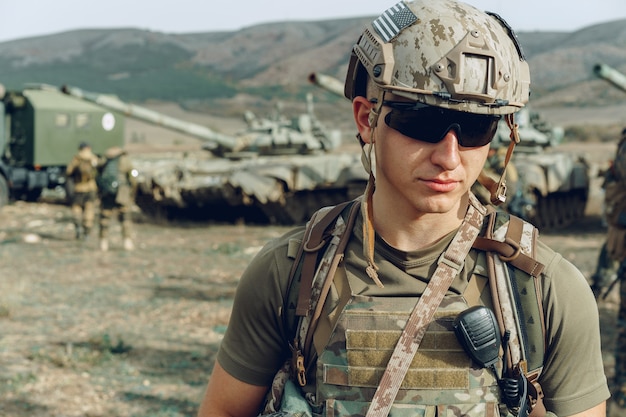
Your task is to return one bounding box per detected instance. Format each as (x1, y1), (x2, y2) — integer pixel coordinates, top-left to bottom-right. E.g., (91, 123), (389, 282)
(344, 0), (530, 115)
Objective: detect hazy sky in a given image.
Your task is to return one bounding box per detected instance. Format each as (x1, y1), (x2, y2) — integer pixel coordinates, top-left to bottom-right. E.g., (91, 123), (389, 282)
(1, 0), (625, 43)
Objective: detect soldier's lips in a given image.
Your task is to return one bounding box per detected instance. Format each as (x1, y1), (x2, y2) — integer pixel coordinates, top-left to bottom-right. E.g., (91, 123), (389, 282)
(421, 179), (459, 192)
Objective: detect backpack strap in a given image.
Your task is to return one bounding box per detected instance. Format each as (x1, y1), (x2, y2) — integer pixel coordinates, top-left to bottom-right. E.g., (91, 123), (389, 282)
(283, 199), (360, 386)
(472, 209), (547, 416)
(299, 201), (360, 373)
(262, 200), (360, 415)
(295, 200), (354, 317)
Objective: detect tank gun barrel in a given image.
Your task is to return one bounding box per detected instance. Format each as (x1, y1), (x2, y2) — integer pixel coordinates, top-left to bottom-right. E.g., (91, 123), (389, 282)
(308, 72), (346, 99)
(593, 63), (626, 94)
(60, 85), (239, 152)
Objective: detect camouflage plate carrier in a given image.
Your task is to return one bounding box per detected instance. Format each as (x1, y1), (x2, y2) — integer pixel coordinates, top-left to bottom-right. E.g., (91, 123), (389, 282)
(262, 195), (548, 417)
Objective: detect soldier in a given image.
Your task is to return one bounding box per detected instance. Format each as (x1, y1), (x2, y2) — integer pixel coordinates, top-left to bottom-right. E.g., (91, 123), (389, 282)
(96, 146), (137, 252)
(66, 141), (99, 240)
(590, 158), (621, 300)
(599, 127), (626, 410)
(197, 1), (609, 416)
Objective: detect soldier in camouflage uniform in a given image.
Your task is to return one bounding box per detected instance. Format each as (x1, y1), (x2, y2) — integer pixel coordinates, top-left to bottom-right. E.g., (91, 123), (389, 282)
(97, 146), (137, 252)
(197, 1), (609, 416)
(66, 141), (99, 240)
(590, 131), (626, 298)
(601, 128), (626, 410)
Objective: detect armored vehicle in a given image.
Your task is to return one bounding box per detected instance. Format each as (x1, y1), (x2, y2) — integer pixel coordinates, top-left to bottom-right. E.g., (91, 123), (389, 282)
(0, 83), (124, 207)
(309, 72), (591, 230)
(60, 85), (367, 224)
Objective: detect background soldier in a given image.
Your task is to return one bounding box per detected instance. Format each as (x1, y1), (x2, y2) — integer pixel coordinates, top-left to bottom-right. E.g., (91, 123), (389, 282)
(599, 128), (626, 410)
(66, 141), (99, 240)
(97, 146), (137, 252)
(590, 152), (620, 298)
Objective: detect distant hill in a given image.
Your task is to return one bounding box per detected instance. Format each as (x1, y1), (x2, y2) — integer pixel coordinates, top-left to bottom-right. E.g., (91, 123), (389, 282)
(1, 17), (626, 112)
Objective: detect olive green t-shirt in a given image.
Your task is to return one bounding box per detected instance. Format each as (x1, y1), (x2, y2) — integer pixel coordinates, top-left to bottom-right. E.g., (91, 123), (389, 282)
(216, 212), (609, 416)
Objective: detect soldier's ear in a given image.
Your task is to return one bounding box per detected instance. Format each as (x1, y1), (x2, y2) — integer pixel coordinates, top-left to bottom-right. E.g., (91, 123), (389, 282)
(353, 97), (374, 144)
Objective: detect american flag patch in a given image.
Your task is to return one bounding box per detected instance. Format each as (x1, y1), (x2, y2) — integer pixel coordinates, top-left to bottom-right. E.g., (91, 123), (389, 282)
(372, 2), (418, 42)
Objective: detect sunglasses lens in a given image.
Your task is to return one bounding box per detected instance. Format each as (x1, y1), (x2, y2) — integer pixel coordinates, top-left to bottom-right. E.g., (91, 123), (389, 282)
(383, 105), (500, 147)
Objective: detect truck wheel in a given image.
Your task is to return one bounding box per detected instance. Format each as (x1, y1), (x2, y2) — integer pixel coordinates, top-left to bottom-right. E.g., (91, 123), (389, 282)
(0, 176), (9, 208)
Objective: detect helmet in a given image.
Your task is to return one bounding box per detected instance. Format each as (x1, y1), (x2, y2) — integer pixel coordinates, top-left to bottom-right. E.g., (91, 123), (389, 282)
(344, 0), (530, 116)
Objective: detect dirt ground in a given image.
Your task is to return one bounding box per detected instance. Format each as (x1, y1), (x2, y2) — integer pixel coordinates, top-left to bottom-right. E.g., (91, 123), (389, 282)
(0, 106), (623, 416)
(0, 201), (292, 416)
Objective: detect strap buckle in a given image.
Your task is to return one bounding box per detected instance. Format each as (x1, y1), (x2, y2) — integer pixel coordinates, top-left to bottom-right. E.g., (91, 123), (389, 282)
(437, 252), (464, 273)
(293, 349), (307, 387)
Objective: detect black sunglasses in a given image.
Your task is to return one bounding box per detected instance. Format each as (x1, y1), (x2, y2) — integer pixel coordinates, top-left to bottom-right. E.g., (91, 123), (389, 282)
(380, 101), (501, 148)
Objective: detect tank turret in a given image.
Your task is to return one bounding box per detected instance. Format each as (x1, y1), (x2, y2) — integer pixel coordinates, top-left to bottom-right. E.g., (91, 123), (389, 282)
(60, 85), (238, 154)
(593, 63), (626, 94)
(58, 83), (364, 224)
(60, 85), (339, 158)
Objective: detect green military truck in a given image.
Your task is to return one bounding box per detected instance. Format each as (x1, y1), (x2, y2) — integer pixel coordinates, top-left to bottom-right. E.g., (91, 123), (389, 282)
(0, 83), (124, 207)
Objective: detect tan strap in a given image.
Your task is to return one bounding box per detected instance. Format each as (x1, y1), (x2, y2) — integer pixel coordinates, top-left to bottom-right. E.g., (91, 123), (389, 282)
(527, 371), (547, 417)
(366, 198), (485, 417)
(478, 212), (546, 414)
(302, 201), (361, 364)
(291, 200), (361, 386)
(472, 236), (544, 277)
(295, 201), (352, 316)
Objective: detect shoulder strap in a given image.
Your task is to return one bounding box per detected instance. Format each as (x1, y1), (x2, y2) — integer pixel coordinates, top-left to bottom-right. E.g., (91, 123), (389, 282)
(366, 195), (486, 417)
(283, 199), (360, 386)
(295, 200), (353, 317)
(473, 211), (546, 370)
(262, 200), (360, 415)
(472, 209), (547, 415)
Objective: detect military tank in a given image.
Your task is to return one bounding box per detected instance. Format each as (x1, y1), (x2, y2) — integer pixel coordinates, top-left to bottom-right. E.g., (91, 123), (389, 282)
(60, 85), (368, 224)
(309, 72), (591, 230)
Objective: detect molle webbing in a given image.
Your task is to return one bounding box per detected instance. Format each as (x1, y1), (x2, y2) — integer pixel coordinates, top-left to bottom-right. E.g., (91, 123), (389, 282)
(276, 201), (547, 416)
(316, 295), (501, 417)
(333, 299), (488, 390)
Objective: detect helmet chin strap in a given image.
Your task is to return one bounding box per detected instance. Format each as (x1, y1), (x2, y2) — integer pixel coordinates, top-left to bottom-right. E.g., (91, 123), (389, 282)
(359, 89), (384, 288)
(477, 113), (520, 205)
(359, 89), (385, 175)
